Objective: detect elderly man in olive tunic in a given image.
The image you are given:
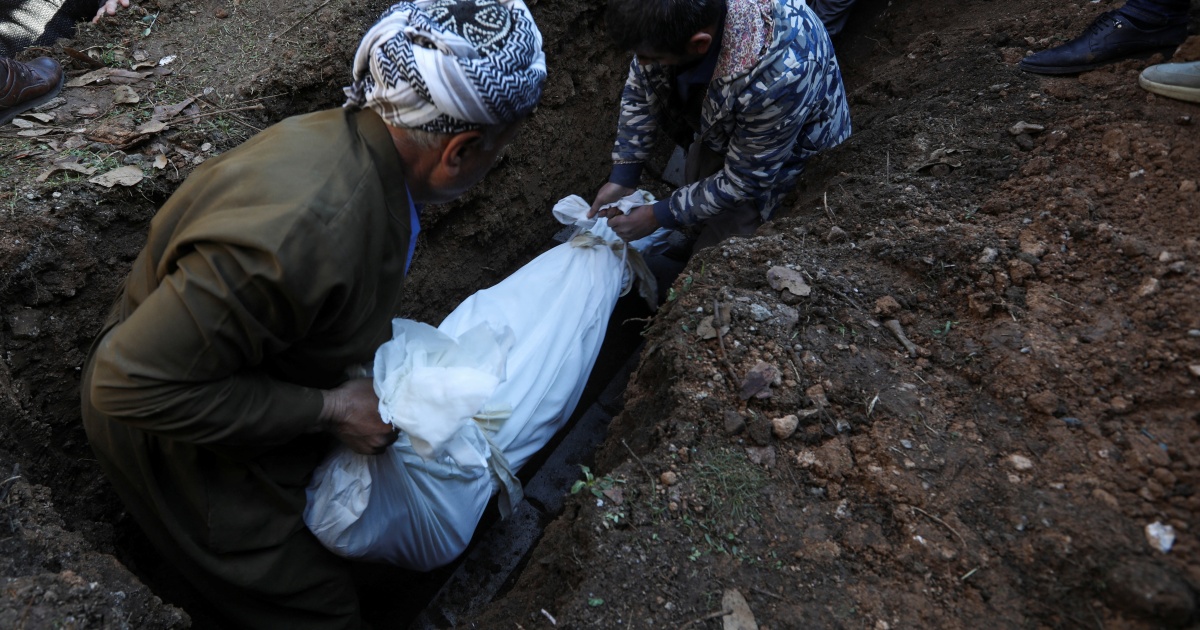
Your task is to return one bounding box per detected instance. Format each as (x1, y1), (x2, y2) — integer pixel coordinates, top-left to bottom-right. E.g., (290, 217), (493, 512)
(80, 1), (546, 628)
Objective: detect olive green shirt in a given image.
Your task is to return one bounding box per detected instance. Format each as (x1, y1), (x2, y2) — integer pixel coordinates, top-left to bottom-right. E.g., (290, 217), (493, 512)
(83, 107), (412, 556)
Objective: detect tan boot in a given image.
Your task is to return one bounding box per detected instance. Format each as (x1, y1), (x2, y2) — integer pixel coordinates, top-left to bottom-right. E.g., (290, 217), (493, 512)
(0, 57), (64, 125)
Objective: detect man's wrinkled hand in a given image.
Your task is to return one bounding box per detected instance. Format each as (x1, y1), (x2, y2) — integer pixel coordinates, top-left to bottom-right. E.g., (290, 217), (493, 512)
(93, 0), (131, 23)
(588, 182), (634, 218)
(321, 378), (397, 455)
(607, 204), (659, 242)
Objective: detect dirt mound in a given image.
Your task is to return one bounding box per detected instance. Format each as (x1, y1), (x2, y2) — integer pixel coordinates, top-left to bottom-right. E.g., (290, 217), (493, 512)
(459, 1), (1200, 628)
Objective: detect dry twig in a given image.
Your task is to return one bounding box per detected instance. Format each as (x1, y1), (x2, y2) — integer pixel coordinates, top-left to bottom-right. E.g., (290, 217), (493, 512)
(679, 608), (732, 629)
(713, 298), (740, 387)
(912, 505), (968, 550)
(622, 439), (656, 496)
(273, 0), (334, 42)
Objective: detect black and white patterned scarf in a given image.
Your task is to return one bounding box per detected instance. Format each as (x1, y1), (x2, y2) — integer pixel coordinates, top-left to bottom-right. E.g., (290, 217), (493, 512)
(345, 0), (546, 134)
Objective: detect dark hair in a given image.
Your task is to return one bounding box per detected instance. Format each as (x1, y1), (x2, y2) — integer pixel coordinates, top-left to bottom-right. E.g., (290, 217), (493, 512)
(605, 0), (726, 55)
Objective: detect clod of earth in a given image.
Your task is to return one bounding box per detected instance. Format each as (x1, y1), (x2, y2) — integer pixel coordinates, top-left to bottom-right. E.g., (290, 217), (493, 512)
(739, 361), (781, 400)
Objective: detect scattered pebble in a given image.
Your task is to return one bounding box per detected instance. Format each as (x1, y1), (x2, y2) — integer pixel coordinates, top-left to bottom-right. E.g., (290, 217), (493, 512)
(978, 247), (999, 264)
(1007, 454), (1034, 470)
(1180, 180), (1197, 193)
(1189, 365), (1200, 378)
(1137, 277), (1159, 297)
(873, 295), (901, 318)
(660, 471), (678, 486)
(900, 439), (913, 449)
(1008, 120), (1044, 135)
(1145, 521), (1175, 553)
(824, 226), (848, 243)
(771, 414), (799, 440)
(745, 445), (776, 468)
(1062, 417), (1082, 428)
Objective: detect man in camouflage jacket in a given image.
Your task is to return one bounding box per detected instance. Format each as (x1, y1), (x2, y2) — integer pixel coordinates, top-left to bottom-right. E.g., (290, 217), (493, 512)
(591, 0), (851, 264)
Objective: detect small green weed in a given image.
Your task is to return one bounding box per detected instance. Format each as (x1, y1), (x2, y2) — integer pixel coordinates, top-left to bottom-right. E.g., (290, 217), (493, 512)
(570, 465), (624, 499)
(931, 320), (959, 336)
(666, 274), (694, 302)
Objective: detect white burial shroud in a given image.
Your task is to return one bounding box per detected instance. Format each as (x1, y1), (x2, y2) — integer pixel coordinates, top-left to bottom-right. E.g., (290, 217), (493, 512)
(303, 192), (660, 570)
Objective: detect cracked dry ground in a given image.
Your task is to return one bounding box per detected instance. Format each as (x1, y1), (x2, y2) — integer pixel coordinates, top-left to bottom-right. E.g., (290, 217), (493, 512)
(2, 0), (1199, 628)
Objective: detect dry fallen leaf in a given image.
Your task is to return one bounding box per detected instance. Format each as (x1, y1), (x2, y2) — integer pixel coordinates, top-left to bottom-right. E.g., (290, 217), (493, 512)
(112, 85), (141, 104)
(152, 96), (196, 121)
(721, 589), (758, 630)
(36, 159), (97, 182)
(17, 128), (53, 137)
(695, 315), (730, 341)
(66, 67), (151, 88)
(153, 154), (169, 169)
(766, 266), (811, 297)
(10, 118), (38, 129)
(89, 165), (145, 188)
(137, 119), (168, 134)
(21, 112), (55, 123)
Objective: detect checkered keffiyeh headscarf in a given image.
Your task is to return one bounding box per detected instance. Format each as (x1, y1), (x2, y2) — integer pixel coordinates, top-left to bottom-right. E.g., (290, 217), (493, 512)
(345, 0), (547, 134)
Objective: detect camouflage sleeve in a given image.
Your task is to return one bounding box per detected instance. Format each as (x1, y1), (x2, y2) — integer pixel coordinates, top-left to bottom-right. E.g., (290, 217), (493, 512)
(612, 58), (660, 166)
(666, 54), (851, 226)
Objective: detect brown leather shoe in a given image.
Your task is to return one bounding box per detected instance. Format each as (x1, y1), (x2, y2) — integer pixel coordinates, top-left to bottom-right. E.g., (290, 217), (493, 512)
(0, 57), (65, 126)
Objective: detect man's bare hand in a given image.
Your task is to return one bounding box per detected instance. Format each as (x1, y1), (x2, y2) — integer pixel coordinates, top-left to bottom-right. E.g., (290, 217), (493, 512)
(607, 204), (659, 242)
(93, 0), (131, 23)
(321, 378), (397, 455)
(588, 182), (635, 218)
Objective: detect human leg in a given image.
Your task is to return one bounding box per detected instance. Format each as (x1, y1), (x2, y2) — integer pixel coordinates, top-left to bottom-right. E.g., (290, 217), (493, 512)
(95, 444), (364, 630)
(1119, 0), (1191, 27)
(1018, 2), (1187, 75)
(82, 374), (363, 630)
(0, 0), (96, 58)
(808, 0), (858, 38)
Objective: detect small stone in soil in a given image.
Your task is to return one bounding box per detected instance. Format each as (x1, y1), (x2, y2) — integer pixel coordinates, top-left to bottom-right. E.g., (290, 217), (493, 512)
(771, 414), (798, 440)
(1007, 454), (1034, 470)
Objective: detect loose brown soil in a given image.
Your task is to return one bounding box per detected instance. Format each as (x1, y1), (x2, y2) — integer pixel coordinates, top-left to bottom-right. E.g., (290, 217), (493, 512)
(1, 0), (1197, 628)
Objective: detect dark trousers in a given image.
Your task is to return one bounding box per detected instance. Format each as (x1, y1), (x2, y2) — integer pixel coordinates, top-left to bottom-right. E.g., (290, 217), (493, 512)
(809, 0), (858, 37)
(1120, 0), (1191, 24)
(646, 141), (763, 303)
(0, 0), (96, 57)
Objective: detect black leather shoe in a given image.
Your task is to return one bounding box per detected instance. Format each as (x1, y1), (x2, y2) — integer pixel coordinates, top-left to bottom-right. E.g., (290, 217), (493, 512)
(0, 57), (65, 125)
(1019, 11), (1186, 75)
